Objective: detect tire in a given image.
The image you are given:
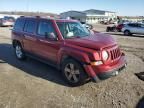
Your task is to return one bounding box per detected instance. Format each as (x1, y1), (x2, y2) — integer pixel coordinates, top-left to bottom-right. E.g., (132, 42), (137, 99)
(117, 29), (121, 32)
(106, 27), (110, 32)
(15, 43), (26, 60)
(124, 30), (131, 36)
(61, 59), (88, 86)
(113, 28), (117, 32)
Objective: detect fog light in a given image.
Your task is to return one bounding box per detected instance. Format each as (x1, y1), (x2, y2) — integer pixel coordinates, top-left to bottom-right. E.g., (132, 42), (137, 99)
(115, 71), (119, 75)
(90, 61), (103, 66)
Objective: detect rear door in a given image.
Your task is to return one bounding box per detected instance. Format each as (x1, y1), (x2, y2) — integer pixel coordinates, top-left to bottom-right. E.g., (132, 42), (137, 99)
(12, 18), (26, 47)
(23, 19), (38, 53)
(128, 23), (139, 34)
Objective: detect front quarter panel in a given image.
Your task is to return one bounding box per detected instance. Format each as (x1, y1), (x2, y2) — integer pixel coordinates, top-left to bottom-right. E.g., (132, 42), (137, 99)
(58, 46), (91, 65)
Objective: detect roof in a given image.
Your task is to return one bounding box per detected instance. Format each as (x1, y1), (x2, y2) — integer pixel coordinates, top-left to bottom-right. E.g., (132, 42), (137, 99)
(60, 10), (85, 15)
(60, 9), (116, 16)
(18, 16), (78, 22)
(84, 9), (116, 15)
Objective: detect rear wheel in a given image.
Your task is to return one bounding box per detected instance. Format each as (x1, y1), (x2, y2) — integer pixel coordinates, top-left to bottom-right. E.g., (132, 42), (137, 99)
(15, 43), (26, 60)
(61, 59), (88, 86)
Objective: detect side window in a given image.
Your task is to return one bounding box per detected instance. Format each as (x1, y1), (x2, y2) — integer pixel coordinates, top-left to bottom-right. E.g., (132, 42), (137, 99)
(38, 21), (57, 39)
(141, 24), (144, 28)
(14, 18), (25, 31)
(24, 20), (37, 33)
(128, 24), (132, 27)
(137, 24), (144, 28)
(128, 24), (138, 27)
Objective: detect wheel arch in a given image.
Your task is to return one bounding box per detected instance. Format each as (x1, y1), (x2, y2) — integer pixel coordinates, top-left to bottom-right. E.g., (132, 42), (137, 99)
(58, 49), (91, 68)
(60, 55), (84, 66)
(12, 40), (22, 48)
(124, 29), (130, 33)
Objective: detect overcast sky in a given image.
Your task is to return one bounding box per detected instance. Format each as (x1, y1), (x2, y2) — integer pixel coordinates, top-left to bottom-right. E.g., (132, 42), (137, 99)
(0, 0), (144, 16)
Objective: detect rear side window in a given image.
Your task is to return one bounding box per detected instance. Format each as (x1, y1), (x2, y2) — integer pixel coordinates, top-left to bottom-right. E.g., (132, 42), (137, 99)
(14, 18), (25, 31)
(24, 19), (37, 33)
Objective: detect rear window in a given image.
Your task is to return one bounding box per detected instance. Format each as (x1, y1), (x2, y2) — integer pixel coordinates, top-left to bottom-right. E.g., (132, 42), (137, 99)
(24, 19), (37, 33)
(14, 18), (25, 31)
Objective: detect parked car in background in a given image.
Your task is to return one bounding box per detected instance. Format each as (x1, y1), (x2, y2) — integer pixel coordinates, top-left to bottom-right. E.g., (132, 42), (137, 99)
(81, 22), (93, 30)
(122, 23), (144, 36)
(100, 20), (117, 25)
(106, 23), (125, 32)
(12, 16), (127, 86)
(106, 25), (117, 32)
(116, 23), (125, 32)
(0, 16), (15, 27)
(100, 20), (108, 25)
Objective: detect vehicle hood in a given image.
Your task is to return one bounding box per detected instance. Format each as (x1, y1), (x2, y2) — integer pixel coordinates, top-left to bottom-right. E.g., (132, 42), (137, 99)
(65, 33), (117, 50)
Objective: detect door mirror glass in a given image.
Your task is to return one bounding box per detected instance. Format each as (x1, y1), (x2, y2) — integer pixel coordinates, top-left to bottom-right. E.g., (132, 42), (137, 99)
(38, 21), (58, 41)
(45, 32), (57, 41)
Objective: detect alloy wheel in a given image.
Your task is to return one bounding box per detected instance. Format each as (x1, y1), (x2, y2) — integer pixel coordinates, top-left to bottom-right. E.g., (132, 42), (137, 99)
(15, 45), (23, 59)
(64, 63), (80, 83)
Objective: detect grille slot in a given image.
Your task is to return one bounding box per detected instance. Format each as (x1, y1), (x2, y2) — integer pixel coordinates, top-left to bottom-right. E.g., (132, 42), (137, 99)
(110, 48), (121, 60)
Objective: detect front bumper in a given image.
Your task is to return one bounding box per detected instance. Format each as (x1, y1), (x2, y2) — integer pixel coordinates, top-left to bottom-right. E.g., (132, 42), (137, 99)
(84, 55), (127, 82)
(95, 63), (127, 81)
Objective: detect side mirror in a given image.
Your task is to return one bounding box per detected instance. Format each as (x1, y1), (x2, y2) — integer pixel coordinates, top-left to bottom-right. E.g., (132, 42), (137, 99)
(89, 25), (93, 30)
(90, 29), (99, 35)
(45, 32), (58, 41)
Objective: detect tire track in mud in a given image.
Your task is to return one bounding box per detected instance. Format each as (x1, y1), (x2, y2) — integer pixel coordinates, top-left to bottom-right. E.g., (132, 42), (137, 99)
(120, 45), (144, 62)
(0, 35), (11, 40)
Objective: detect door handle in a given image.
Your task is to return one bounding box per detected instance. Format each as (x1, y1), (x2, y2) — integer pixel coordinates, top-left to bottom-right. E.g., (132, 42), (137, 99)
(24, 35), (37, 41)
(39, 39), (51, 44)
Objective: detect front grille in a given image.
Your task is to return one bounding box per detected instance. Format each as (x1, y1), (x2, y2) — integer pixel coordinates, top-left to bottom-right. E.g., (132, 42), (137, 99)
(110, 47), (121, 60)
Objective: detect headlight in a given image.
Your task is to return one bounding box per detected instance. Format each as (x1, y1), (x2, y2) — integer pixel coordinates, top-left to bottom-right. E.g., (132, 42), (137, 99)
(102, 50), (109, 61)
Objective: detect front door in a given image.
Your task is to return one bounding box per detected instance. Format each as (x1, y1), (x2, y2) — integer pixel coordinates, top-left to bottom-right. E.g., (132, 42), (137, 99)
(138, 24), (144, 34)
(32, 19), (61, 63)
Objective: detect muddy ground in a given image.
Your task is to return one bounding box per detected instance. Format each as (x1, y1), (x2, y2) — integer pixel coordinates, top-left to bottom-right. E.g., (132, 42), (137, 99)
(0, 24), (144, 108)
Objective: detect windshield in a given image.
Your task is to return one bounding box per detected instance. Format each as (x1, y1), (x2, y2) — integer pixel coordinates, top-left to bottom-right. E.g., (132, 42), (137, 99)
(56, 22), (90, 38)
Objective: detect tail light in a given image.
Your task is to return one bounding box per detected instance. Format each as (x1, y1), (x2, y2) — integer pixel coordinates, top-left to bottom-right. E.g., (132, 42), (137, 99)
(117, 24), (124, 29)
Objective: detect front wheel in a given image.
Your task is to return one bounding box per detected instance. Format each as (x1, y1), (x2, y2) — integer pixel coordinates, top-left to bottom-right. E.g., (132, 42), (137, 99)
(61, 59), (88, 86)
(15, 43), (26, 60)
(124, 30), (131, 36)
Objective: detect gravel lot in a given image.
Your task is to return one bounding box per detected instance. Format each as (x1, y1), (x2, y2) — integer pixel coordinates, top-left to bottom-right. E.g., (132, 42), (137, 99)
(0, 24), (144, 108)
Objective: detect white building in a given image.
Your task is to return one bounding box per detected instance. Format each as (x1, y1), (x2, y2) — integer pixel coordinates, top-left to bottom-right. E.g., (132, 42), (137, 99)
(60, 9), (117, 24)
(60, 11), (86, 23)
(85, 9), (117, 24)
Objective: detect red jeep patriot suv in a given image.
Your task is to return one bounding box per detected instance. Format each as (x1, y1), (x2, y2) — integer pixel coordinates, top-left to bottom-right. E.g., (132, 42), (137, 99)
(11, 16), (127, 86)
